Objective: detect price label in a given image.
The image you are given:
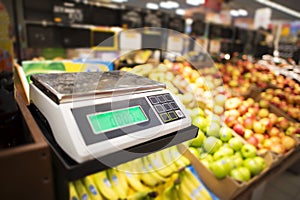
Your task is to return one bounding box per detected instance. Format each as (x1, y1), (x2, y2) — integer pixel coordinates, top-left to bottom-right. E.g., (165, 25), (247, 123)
(209, 40), (221, 54)
(120, 31), (142, 50)
(167, 35), (184, 53)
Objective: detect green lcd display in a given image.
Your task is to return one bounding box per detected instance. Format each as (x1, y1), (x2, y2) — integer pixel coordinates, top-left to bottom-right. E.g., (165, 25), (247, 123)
(87, 106), (148, 134)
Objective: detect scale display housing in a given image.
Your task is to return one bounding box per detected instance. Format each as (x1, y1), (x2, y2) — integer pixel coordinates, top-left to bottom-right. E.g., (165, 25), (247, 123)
(30, 71), (192, 163)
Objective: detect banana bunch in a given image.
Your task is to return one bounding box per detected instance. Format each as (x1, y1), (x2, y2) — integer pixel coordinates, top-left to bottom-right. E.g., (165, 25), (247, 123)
(70, 175), (105, 200)
(161, 168), (213, 200)
(70, 146), (209, 200)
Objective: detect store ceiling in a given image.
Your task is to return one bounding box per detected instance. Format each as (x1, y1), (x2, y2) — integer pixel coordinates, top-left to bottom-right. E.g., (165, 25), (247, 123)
(117, 0), (300, 21)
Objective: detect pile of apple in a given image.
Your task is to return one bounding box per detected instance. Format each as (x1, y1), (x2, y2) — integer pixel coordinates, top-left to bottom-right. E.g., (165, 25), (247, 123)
(224, 97), (299, 155)
(188, 115), (266, 182)
(268, 74), (300, 90)
(260, 87), (300, 121)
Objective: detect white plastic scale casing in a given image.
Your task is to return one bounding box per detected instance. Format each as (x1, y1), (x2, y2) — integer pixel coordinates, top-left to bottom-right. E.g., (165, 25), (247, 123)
(30, 71), (191, 163)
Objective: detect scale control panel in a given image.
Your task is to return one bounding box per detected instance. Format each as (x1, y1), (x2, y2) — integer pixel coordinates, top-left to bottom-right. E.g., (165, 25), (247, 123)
(148, 93), (185, 123)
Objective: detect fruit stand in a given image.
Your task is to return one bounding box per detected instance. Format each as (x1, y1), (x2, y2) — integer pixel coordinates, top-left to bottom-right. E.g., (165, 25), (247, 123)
(11, 53), (300, 200)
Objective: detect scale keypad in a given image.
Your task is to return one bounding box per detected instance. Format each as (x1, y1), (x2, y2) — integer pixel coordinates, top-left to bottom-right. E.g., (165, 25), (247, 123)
(147, 93), (185, 123)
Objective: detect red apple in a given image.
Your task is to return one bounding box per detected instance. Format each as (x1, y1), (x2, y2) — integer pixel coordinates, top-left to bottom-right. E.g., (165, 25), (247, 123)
(268, 113), (278, 124)
(248, 107), (259, 115)
(246, 98), (255, 106)
(247, 136), (259, 147)
(254, 133), (265, 144)
(258, 109), (269, 118)
(269, 127), (280, 137)
(263, 139), (273, 149)
(244, 129), (254, 139)
(253, 121), (266, 134)
(260, 118), (272, 130)
(270, 144), (286, 154)
(281, 136), (296, 150)
(244, 117), (254, 129)
(259, 99), (270, 108)
(244, 112), (256, 120)
(225, 115), (237, 127)
(270, 136), (281, 144)
(233, 124), (245, 136)
(238, 104), (248, 115)
(278, 117), (290, 130)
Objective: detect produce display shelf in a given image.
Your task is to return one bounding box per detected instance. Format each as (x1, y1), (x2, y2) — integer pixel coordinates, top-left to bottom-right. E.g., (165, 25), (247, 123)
(234, 145), (300, 199)
(29, 104), (199, 200)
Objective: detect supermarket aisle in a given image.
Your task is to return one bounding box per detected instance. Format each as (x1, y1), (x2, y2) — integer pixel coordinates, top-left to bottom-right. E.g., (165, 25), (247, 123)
(261, 171), (300, 200)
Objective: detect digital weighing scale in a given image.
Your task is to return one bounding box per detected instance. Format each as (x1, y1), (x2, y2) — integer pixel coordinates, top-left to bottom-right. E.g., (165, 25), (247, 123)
(30, 71), (192, 163)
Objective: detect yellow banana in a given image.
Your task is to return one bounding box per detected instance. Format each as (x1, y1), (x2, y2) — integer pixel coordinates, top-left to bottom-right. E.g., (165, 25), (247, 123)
(82, 175), (103, 200)
(171, 146), (191, 168)
(162, 184), (178, 200)
(130, 159), (160, 187)
(69, 182), (79, 200)
(107, 168), (129, 199)
(93, 171), (119, 200)
(141, 158), (166, 184)
(74, 180), (90, 200)
(178, 175), (197, 200)
(159, 149), (179, 173)
(181, 169), (213, 200)
(127, 186), (137, 196)
(127, 191), (157, 200)
(146, 152), (174, 177)
(122, 170), (151, 192)
(175, 183), (191, 200)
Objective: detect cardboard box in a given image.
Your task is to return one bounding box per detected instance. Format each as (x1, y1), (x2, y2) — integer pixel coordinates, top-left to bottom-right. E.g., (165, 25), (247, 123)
(178, 144), (274, 200)
(0, 91), (54, 200)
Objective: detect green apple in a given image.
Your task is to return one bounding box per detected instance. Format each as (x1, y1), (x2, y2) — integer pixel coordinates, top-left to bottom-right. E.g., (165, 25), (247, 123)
(228, 137), (243, 151)
(230, 167), (251, 182)
(190, 130), (206, 147)
(220, 127), (233, 142)
(209, 114), (221, 124)
(201, 160), (210, 169)
(241, 144), (257, 158)
(207, 122), (221, 137)
(210, 159), (230, 179)
(188, 147), (201, 158)
(224, 157), (235, 170)
(191, 107), (205, 117)
(238, 167), (251, 181)
(219, 146), (234, 156)
(192, 116), (209, 131)
(203, 136), (222, 154)
(230, 168), (243, 182)
(254, 156), (266, 169)
(243, 158), (263, 175)
(213, 150), (228, 161)
(200, 153), (214, 162)
(232, 155), (243, 168)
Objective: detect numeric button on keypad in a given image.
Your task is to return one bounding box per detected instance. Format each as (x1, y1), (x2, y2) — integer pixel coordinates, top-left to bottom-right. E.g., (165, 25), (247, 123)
(154, 104), (165, 113)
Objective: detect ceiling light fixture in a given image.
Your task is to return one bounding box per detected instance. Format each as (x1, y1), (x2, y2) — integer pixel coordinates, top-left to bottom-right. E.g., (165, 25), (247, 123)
(146, 2), (159, 10)
(230, 9), (239, 17)
(176, 8), (186, 15)
(111, 0), (128, 3)
(160, 1), (180, 9)
(256, 0), (300, 18)
(238, 9), (248, 16)
(186, 0), (205, 6)
(186, 18), (193, 25)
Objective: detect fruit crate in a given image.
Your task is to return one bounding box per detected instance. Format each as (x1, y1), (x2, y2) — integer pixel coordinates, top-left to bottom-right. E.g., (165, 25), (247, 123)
(0, 91), (54, 200)
(179, 144), (274, 200)
(29, 103), (199, 200)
